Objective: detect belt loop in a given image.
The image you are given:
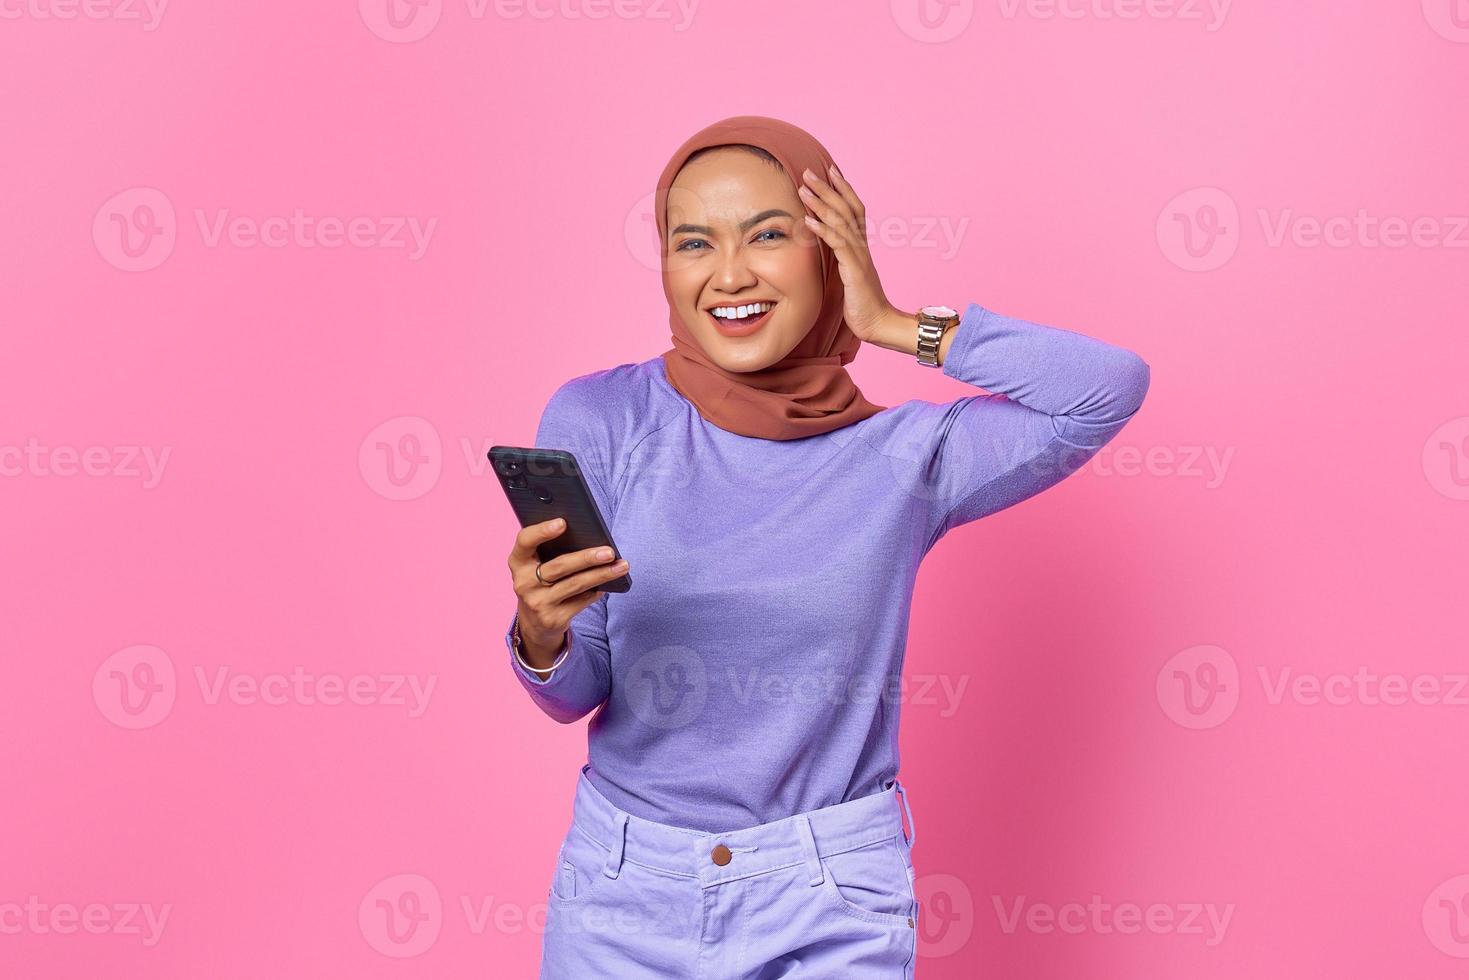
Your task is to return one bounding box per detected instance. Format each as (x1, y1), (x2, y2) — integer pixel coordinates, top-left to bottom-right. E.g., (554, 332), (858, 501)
(793, 815), (824, 887)
(602, 812), (628, 879)
(894, 780), (916, 848)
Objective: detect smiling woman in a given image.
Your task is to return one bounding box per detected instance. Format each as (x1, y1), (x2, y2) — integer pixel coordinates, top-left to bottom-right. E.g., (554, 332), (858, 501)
(503, 114), (1152, 979)
(664, 145), (823, 353)
(652, 122), (894, 441)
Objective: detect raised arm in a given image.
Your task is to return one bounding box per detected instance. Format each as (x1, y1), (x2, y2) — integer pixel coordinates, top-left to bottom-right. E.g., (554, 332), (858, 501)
(885, 302), (1152, 549)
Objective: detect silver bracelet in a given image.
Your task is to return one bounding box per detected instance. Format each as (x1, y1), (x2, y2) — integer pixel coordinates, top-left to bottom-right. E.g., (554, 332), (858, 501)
(512, 617), (571, 677)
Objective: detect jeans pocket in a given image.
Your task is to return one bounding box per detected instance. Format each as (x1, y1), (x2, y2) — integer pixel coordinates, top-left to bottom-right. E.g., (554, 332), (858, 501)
(549, 823), (612, 906)
(818, 834), (917, 928)
(555, 849), (577, 901)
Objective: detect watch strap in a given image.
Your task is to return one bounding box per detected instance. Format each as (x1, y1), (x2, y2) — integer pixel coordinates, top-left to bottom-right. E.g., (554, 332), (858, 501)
(916, 307), (959, 367)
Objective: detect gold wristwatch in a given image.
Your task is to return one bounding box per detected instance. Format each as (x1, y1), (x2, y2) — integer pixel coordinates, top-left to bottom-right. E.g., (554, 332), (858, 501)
(915, 306), (959, 367)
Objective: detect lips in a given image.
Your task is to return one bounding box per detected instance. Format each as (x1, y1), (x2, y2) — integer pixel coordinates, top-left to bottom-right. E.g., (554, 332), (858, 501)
(707, 305), (774, 336)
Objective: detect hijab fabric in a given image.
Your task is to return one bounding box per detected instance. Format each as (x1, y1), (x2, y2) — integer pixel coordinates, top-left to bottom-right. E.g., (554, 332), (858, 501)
(655, 116), (887, 442)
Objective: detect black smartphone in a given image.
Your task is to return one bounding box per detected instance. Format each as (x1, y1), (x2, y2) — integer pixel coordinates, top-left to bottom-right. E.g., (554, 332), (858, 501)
(488, 445), (631, 593)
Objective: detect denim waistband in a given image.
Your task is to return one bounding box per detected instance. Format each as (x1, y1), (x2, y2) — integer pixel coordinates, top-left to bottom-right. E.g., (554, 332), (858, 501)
(568, 764), (917, 889)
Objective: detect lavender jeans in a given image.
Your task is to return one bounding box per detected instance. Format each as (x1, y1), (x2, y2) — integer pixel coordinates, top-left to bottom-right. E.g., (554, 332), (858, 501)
(539, 765), (922, 978)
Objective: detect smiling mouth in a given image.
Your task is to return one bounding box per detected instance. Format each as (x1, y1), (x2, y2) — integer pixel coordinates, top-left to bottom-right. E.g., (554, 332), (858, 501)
(706, 301), (776, 334)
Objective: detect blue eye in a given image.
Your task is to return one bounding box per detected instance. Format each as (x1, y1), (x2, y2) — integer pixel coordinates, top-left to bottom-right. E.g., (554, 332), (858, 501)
(675, 229), (785, 253)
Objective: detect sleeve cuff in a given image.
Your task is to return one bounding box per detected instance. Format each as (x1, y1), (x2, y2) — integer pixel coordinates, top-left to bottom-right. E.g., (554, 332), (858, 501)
(940, 302), (990, 382)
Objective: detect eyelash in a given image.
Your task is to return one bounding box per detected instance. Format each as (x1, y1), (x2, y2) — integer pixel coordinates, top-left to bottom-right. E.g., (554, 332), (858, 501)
(676, 228), (786, 253)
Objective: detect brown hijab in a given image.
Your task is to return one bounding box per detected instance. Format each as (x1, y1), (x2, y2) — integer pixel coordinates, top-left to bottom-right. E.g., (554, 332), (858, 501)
(655, 115), (886, 442)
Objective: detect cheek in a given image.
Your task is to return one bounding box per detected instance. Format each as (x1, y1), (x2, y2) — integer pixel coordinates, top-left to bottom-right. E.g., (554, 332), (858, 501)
(664, 267), (703, 307)
(761, 243), (822, 297)
(792, 240), (825, 302)
(788, 252), (826, 316)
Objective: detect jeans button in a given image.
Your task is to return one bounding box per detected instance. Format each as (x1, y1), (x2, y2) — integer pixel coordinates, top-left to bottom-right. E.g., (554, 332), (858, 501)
(710, 844), (732, 866)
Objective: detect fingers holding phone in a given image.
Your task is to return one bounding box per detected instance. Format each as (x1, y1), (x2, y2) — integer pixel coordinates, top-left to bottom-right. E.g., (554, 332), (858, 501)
(508, 517), (629, 664)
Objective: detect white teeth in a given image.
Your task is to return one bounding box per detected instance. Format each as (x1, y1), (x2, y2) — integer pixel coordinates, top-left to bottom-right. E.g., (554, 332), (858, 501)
(711, 302), (773, 319)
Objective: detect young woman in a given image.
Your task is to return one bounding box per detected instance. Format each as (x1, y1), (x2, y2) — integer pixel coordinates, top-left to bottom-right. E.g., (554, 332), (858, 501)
(503, 115), (1151, 978)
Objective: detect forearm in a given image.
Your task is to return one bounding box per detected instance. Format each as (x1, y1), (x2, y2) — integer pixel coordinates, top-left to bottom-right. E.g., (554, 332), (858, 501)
(506, 610), (612, 723)
(866, 306), (959, 364)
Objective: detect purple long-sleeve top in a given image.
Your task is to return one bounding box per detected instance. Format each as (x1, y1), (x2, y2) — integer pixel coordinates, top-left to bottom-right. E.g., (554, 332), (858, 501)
(505, 301), (1150, 833)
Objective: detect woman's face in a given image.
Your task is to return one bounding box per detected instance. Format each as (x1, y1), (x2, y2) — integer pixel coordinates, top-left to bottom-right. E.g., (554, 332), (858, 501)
(663, 148), (824, 373)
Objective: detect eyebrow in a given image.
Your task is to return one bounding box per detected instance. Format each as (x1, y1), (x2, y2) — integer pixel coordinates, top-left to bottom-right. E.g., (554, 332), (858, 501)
(669, 209), (795, 238)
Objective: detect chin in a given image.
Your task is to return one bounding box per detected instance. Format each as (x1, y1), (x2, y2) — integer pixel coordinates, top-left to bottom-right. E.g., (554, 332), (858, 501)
(704, 346), (773, 373)
(681, 311), (802, 372)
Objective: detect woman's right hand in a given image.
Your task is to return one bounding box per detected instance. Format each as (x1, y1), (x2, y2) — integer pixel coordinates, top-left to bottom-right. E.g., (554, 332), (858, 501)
(507, 518), (629, 670)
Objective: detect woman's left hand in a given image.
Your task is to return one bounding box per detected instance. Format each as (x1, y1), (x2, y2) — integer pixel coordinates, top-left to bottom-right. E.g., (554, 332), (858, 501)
(798, 165), (898, 343)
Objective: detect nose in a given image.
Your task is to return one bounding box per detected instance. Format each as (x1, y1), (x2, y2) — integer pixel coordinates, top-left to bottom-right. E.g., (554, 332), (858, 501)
(711, 246), (757, 294)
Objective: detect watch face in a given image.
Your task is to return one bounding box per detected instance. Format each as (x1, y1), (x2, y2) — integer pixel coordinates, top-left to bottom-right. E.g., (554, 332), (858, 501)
(921, 305), (958, 319)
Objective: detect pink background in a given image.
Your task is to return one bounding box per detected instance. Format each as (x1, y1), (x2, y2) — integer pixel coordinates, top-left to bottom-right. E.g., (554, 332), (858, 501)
(3, 1), (1468, 977)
